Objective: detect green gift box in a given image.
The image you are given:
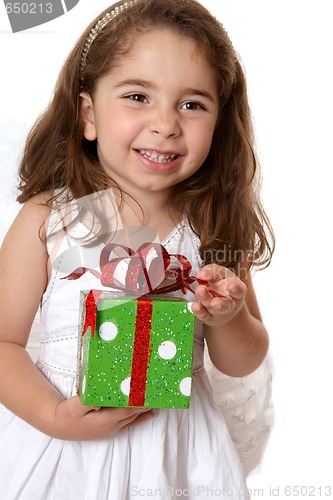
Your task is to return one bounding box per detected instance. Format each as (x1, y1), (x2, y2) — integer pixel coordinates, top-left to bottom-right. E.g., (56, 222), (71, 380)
(77, 290), (195, 408)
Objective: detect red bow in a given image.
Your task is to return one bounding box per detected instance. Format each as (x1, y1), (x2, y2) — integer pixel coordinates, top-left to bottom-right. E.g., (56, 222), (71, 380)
(62, 242), (206, 296)
(62, 242), (221, 338)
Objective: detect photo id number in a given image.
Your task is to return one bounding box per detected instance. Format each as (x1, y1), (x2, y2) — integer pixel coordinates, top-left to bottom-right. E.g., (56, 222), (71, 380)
(5, 3), (53, 14)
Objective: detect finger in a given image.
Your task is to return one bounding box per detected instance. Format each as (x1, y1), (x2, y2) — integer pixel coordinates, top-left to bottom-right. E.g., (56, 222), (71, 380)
(84, 406), (152, 432)
(198, 265), (246, 302)
(195, 284), (214, 301)
(195, 285), (230, 309)
(85, 405), (102, 412)
(215, 297), (235, 314)
(197, 264), (235, 282)
(227, 280), (247, 300)
(193, 292), (236, 319)
(115, 406), (151, 419)
(119, 409), (154, 431)
(196, 268), (233, 299)
(80, 405), (101, 416)
(82, 402), (149, 419)
(190, 301), (213, 321)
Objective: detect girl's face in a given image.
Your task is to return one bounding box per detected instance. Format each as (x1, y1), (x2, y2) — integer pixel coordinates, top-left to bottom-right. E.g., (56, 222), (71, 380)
(81, 29), (219, 202)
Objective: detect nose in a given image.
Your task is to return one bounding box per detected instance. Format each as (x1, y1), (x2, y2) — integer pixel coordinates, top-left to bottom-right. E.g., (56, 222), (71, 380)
(148, 106), (181, 139)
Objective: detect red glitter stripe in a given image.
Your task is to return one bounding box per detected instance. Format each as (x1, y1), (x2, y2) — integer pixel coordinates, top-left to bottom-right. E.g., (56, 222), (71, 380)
(128, 298), (153, 407)
(83, 290), (103, 337)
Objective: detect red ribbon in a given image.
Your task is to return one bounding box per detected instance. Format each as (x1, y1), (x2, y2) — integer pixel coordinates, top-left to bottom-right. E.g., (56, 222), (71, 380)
(128, 297), (153, 406)
(63, 242), (208, 296)
(80, 290), (103, 338)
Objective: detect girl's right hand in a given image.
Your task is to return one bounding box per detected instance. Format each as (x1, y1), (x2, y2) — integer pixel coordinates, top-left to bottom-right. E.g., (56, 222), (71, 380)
(53, 396), (153, 440)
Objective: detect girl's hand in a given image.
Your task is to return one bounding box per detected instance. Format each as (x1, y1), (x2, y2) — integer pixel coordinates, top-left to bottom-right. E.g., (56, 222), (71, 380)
(192, 264), (247, 328)
(191, 264), (269, 377)
(53, 396), (153, 441)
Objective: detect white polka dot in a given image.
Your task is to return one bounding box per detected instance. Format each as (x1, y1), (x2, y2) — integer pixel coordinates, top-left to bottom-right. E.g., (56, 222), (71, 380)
(81, 375), (86, 395)
(99, 321), (118, 341)
(158, 341), (177, 360)
(187, 302), (194, 313)
(179, 377), (192, 396)
(120, 377), (131, 396)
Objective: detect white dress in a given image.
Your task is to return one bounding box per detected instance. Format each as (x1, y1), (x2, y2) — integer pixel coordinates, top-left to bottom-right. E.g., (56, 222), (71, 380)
(0, 195), (274, 500)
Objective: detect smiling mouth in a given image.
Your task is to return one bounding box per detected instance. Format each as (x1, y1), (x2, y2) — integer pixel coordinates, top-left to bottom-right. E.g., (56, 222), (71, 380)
(136, 149), (179, 163)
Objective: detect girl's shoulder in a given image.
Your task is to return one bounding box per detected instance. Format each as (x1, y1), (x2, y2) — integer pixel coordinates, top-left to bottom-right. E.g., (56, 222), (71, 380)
(22, 190), (53, 214)
(2, 191), (52, 246)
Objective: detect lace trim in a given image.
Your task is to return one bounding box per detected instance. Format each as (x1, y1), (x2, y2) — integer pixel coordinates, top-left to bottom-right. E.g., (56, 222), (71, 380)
(39, 335), (77, 344)
(37, 358), (76, 376)
(161, 221), (187, 246)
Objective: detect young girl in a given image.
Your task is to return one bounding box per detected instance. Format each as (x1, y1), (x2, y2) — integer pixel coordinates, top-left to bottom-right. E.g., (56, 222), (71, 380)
(0, 0), (274, 498)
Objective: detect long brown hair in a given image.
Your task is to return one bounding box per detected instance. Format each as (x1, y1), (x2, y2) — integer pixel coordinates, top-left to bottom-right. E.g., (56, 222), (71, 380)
(17, 0), (274, 272)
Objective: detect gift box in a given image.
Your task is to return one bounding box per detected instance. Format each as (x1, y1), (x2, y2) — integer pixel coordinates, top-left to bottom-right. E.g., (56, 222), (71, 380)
(63, 240), (214, 409)
(77, 290), (195, 408)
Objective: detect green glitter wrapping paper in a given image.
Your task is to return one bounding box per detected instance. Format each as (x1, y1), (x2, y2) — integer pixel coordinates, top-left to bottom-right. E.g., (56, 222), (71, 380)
(77, 291), (195, 408)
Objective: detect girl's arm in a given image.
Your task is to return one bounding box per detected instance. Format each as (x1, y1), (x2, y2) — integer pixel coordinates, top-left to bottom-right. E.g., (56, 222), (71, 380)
(193, 264), (269, 377)
(0, 196), (151, 440)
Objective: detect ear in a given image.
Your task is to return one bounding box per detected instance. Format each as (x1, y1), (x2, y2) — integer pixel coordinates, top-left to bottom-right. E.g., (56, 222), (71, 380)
(80, 92), (97, 141)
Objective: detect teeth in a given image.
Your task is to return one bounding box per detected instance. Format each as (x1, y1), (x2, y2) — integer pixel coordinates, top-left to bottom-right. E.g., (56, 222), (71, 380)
(138, 150), (178, 163)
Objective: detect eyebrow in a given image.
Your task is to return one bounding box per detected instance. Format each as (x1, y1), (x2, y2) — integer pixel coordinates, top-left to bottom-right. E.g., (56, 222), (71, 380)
(113, 79), (216, 102)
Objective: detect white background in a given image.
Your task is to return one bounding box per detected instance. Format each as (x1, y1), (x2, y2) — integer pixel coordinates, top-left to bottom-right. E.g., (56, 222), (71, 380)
(1, 1), (332, 497)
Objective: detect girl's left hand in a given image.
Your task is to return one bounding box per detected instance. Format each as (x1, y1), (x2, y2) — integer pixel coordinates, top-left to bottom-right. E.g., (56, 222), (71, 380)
(192, 264), (247, 328)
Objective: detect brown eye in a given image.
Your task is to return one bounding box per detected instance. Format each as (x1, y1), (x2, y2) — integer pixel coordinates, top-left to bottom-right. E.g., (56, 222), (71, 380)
(126, 93), (148, 103)
(181, 101), (206, 111)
